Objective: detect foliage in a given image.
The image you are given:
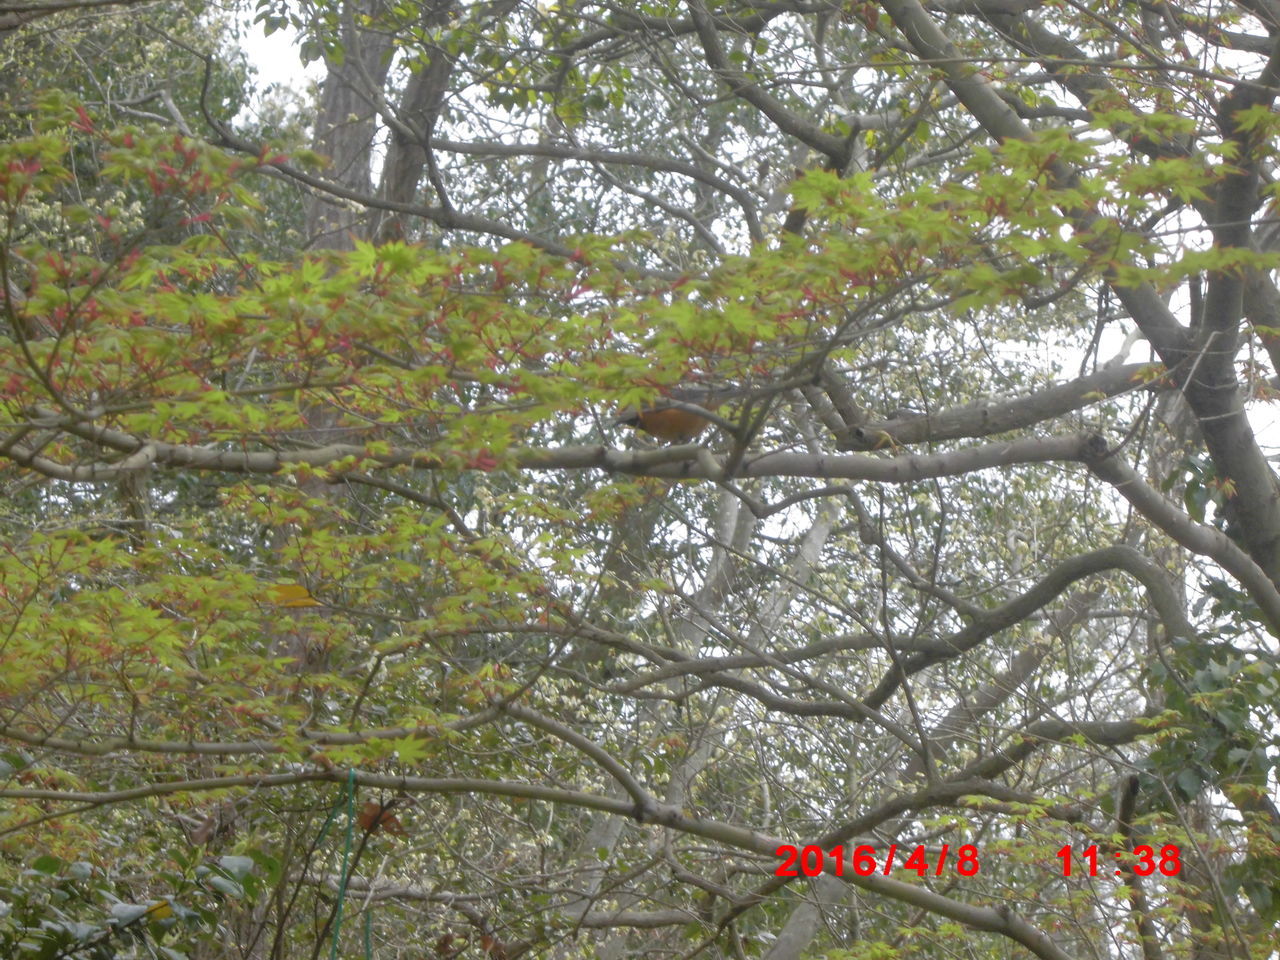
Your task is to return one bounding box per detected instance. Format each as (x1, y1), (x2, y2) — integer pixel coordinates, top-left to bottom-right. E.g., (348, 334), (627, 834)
(2, 1), (1280, 959)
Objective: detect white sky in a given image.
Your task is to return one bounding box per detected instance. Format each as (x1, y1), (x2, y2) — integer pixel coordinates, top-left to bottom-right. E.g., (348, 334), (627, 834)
(237, 17), (321, 98)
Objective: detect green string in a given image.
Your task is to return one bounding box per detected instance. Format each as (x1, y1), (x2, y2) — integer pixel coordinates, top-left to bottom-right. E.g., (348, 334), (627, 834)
(314, 777), (348, 846)
(328, 769), (357, 960)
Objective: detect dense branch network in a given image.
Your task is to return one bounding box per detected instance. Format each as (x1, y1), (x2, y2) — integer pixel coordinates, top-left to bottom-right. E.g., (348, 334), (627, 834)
(3, 0), (1280, 957)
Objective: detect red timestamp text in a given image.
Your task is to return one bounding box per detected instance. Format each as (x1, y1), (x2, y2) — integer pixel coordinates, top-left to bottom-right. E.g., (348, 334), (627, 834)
(1056, 844), (1181, 877)
(775, 843), (980, 878)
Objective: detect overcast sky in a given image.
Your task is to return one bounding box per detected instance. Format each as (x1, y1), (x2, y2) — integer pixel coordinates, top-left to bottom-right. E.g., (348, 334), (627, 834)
(239, 16), (320, 95)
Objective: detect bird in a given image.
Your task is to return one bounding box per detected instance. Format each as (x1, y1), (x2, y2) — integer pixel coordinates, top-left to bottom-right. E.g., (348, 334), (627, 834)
(611, 385), (742, 443)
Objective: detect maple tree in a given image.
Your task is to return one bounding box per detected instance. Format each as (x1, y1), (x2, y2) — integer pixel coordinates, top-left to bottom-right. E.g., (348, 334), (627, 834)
(2, 1), (1280, 959)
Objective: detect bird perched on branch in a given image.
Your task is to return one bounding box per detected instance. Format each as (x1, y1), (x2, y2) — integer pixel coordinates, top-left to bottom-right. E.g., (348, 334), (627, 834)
(611, 385), (744, 443)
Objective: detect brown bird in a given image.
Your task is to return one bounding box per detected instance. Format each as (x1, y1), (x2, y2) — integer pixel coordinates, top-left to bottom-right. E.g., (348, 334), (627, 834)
(612, 386), (742, 443)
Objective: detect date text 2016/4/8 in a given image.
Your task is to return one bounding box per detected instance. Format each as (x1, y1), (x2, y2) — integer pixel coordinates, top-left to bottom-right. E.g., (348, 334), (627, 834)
(774, 844), (979, 877)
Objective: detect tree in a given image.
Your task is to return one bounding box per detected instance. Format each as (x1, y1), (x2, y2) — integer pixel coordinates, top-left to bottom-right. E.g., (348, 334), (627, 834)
(1, 0), (1279, 958)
